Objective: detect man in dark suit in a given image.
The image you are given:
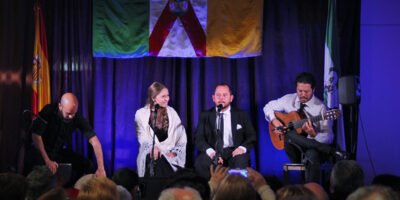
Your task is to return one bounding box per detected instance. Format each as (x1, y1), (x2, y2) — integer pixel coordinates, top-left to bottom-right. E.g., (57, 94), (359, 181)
(194, 84), (256, 179)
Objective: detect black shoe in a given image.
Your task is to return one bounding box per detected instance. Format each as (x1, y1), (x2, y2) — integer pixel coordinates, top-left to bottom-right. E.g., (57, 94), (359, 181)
(333, 150), (349, 160)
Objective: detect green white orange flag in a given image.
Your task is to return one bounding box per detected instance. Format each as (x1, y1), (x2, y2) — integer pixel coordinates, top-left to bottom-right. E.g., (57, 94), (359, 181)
(32, 1), (51, 114)
(323, 0), (345, 150)
(93, 0), (263, 58)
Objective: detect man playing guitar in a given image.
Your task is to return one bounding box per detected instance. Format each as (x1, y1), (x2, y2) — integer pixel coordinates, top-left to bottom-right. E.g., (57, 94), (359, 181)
(263, 72), (348, 183)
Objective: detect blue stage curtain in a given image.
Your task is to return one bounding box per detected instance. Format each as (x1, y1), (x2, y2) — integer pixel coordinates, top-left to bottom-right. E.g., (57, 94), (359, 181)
(0, 0), (359, 177)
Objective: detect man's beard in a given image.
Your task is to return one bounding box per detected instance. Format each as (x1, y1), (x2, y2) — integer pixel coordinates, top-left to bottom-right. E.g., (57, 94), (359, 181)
(58, 110), (73, 124)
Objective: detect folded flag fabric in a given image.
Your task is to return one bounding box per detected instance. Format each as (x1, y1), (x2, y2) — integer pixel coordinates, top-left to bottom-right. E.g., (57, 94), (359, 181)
(93, 0), (263, 58)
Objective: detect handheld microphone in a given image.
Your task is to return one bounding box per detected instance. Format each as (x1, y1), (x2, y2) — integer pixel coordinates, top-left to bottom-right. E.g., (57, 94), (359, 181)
(23, 109), (48, 124)
(217, 104), (223, 112)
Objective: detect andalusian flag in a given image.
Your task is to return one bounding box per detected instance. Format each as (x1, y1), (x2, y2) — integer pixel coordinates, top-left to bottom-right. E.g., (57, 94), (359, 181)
(93, 0), (263, 58)
(32, 1), (51, 114)
(323, 0), (345, 150)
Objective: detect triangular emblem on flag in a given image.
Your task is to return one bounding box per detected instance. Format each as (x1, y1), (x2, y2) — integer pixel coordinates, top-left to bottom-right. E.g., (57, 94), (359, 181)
(93, 0), (263, 58)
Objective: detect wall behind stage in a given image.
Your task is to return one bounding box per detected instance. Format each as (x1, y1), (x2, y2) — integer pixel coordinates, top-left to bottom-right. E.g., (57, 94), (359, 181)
(359, 0), (400, 184)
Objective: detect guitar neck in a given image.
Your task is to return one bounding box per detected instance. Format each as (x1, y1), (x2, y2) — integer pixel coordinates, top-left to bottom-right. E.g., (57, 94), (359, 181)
(292, 114), (323, 129)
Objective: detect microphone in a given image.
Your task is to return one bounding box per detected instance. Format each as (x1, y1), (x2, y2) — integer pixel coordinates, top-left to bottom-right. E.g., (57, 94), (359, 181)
(154, 104), (160, 111)
(217, 104), (223, 112)
(23, 109), (48, 124)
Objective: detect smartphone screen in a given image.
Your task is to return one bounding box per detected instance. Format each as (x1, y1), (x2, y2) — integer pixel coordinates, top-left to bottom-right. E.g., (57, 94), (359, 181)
(228, 169), (248, 178)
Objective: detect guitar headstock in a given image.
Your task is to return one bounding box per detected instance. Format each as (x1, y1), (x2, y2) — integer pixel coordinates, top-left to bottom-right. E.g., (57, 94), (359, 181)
(323, 109), (341, 120)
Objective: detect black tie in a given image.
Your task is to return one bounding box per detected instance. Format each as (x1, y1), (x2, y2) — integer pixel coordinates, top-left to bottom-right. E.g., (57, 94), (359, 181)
(217, 113), (224, 152)
(298, 103), (307, 117)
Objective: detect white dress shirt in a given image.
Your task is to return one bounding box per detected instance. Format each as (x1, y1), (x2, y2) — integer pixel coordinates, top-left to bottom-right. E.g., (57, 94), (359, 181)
(263, 93), (334, 144)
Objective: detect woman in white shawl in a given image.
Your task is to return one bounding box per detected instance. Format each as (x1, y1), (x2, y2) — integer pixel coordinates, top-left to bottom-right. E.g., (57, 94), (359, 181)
(135, 82), (187, 177)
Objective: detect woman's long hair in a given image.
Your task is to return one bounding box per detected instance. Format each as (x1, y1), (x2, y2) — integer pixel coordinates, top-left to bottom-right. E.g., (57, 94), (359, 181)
(146, 82), (169, 132)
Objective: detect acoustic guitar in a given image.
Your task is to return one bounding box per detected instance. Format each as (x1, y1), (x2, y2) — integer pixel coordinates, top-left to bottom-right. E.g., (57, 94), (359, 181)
(268, 109), (341, 150)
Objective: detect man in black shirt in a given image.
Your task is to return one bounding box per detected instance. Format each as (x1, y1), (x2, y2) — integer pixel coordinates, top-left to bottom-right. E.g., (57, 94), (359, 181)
(26, 93), (106, 178)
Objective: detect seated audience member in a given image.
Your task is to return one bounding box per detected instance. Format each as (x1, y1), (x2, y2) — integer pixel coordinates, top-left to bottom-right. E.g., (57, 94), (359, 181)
(346, 186), (398, 200)
(0, 172), (28, 200)
(164, 168), (210, 200)
(247, 167), (276, 200)
(372, 174), (400, 199)
(195, 84), (256, 179)
(135, 82), (187, 178)
(158, 187), (202, 200)
(37, 188), (68, 200)
(276, 184), (318, 200)
(329, 160), (364, 200)
(74, 173), (95, 190)
(264, 175), (283, 193)
(26, 165), (57, 200)
(117, 185), (132, 200)
(304, 182), (329, 200)
(214, 174), (257, 200)
(77, 176), (118, 200)
(112, 167), (139, 199)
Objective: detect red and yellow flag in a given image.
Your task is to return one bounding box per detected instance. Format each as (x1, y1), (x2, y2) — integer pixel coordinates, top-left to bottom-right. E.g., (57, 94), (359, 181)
(32, 1), (50, 114)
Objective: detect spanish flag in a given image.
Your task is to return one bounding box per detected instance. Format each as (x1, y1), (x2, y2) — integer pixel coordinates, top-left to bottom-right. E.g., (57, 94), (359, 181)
(32, 1), (51, 114)
(93, 0), (263, 58)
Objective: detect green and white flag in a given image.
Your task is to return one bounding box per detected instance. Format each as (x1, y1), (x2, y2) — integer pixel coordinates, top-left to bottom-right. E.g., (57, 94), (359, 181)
(323, 0), (346, 151)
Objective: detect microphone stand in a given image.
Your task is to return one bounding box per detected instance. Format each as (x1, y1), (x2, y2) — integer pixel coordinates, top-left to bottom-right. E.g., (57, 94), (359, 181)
(213, 105), (223, 166)
(149, 105), (159, 177)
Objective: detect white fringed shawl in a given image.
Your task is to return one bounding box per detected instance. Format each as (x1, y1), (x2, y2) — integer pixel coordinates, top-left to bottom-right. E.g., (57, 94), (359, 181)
(135, 105), (187, 177)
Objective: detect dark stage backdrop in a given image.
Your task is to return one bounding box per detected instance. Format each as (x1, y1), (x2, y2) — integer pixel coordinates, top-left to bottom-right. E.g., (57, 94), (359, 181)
(0, 0), (360, 177)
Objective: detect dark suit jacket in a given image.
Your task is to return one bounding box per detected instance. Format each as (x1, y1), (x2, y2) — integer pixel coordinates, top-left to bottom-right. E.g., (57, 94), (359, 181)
(195, 106), (257, 154)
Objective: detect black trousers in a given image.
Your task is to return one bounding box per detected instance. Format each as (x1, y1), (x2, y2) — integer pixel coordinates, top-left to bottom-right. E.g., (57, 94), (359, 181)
(284, 131), (332, 183)
(144, 154), (174, 178)
(195, 147), (250, 180)
(24, 145), (94, 185)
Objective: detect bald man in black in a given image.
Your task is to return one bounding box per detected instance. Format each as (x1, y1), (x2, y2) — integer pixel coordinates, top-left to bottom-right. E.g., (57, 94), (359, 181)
(26, 93), (106, 178)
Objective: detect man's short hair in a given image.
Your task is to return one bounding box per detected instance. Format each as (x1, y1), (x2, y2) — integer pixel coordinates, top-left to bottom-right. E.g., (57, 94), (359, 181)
(215, 83), (233, 95)
(158, 187), (202, 200)
(347, 186), (398, 200)
(330, 160), (364, 199)
(0, 172), (28, 200)
(164, 168), (210, 200)
(112, 168), (139, 191)
(26, 166), (56, 200)
(295, 72), (316, 89)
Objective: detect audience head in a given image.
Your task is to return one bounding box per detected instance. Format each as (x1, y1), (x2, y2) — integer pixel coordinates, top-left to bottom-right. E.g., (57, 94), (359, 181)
(330, 160), (364, 199)
(213, 174), (256, 200)
(164, 168), (210, 200)
(159, 187), (202, 200)
(74, 173), (95, 190)
(77, 176), (118, 200)
(346, 186), (398, 200)
(112, 168), (138, 197)
(116, 185), (132, 200)
(276, 184), (318, 200)
(372, 173), (400, 198)
(37, 188), (68, 200)
(304, 182), (329, 200)
(26, 165), (57, 200)
(146, 82), (169, 108)
(0, 172), (28, 200)
(213, 83), (234, 111)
